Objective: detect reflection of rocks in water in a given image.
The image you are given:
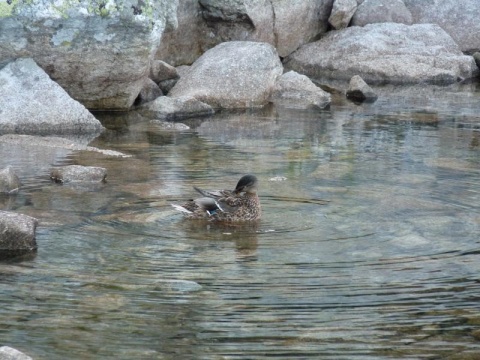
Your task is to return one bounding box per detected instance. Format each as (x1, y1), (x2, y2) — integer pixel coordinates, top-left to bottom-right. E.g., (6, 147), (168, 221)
(470, 132), (480, 148)
(196, 109), (280, 143)
(0, 194), (16, 210)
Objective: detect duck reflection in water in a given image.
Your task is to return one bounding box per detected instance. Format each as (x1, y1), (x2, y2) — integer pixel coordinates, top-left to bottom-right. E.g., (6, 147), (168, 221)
(172, 175), (261, 222)
(179, 219), (260, 259)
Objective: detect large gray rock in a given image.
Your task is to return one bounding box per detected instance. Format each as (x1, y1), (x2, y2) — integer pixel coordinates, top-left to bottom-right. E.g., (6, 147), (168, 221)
(169, 41), (283, 109)
(270, 71), (331, 110)
(140, 96), (214, 121)
(0, 211), (38, 259)
(404, 0), (480, 54)
(0, 347), (32, 360)
(329, 0), (358, 30)
(156, 0), (334, 64)
(351, 0), (413, 27)
(0, 1), (178, 110)
(284, 23), (478, 85)
(0, 58), (104, 134)
(0, 166), (21, 194)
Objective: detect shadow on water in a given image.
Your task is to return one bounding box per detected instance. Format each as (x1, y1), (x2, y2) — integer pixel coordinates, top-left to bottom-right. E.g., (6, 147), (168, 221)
(0, 84), (480, 359)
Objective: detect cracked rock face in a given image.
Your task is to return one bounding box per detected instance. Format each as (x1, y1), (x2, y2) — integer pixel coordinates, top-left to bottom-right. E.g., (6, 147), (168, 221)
(0, 0), (178, 110)
(156, 0), (334, 65)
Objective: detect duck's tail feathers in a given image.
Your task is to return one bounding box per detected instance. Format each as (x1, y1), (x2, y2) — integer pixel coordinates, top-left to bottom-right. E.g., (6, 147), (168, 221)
(171, 204), (193, 214)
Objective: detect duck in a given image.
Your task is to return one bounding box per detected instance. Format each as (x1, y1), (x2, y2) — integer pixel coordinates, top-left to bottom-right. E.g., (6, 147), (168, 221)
(172, 174), (261, 222)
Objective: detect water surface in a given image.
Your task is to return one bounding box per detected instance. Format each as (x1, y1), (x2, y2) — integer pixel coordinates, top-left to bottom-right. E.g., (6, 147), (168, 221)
(1, 84), (480, 359)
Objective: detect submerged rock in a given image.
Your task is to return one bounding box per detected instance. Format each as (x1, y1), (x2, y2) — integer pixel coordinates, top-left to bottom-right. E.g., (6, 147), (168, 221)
(0, 0), (178, 110)
(50, 165), (107, 184)
(329, 0), (357, 30)
(0, 166), (21, 194)
(270, 71), (331, 110)
(155, 279), (202, 293)
(0, 134), (130, 158)
(351, 0), (413, 27)
(0, 58), (104, 134)
(150, 120), (190, 131)
(169, 41), (283, 109)
(284, 23), (478, 84)
(0, 211), (38, 260)
(346, 75), (378, 103)
(141, 96), (214, 121)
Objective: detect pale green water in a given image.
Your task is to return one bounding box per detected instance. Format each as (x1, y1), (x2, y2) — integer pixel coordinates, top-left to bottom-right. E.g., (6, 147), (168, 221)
(1, 84), (480, 359)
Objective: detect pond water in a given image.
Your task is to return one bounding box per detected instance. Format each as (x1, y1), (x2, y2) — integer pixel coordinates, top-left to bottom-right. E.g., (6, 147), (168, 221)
(1, 84), (480, 359)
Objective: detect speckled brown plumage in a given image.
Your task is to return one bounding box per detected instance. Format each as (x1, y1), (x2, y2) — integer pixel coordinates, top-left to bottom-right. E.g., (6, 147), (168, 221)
(172, 175), (261, 222)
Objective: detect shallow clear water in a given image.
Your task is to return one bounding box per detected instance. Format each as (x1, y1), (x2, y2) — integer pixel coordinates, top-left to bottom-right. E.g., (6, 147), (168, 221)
(1, 84), (480, 359)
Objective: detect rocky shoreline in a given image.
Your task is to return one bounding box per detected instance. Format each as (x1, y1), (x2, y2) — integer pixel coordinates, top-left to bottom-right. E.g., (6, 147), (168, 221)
(1, 0), (479, 124)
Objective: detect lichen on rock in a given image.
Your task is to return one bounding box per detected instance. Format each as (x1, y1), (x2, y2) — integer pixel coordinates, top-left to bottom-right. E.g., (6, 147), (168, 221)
(0, 0), (179, 110)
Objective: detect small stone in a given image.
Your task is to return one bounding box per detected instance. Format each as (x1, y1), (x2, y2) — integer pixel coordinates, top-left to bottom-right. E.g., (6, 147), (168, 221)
(0, 211), (38, 260)
(346, 75), (378, 103)
(158, 78), (178, 95)
(0, 166), (21, 194)
(50, 165), (107, 184)
(150, 60), (179, 83)
(140, 96), (214, 121)
(134, 78), (163, 106)
(270, 71), (331, 110)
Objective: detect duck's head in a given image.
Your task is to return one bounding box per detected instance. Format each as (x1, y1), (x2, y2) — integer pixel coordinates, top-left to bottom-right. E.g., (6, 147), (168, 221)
(234, 174), (259, 194)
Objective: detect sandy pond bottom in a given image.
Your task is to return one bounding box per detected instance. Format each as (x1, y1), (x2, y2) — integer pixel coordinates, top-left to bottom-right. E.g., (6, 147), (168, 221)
(0, 84), (480, 359)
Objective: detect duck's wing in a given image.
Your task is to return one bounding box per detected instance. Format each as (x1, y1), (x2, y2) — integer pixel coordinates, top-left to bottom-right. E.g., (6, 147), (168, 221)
(172, 196), (224, 216)
(214, 193), (244, 214)
(194, 197), (224, 213)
